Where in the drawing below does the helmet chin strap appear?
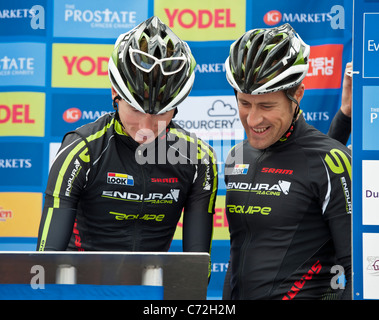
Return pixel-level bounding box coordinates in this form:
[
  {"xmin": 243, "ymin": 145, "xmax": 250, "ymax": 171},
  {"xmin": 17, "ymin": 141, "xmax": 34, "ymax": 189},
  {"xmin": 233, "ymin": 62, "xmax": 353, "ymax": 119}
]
[
  {"xmin": 113, "ymin": 95, "xmax": 125, "ymax": 129},
  {"xmin": 279, "ymin": 91, "xmax": 300, "ymax": 142}
]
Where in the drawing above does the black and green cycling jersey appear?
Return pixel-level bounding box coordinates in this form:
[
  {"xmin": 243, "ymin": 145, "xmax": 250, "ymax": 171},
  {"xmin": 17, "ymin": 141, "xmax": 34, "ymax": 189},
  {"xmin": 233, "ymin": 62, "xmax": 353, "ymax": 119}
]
[
  {"xmin": 224, "ymin": 114, "xmax": 352, "ymax": 300},
  {"xmin": 37, "ymin": 112, "xmax": 218, "ymax": 254}
]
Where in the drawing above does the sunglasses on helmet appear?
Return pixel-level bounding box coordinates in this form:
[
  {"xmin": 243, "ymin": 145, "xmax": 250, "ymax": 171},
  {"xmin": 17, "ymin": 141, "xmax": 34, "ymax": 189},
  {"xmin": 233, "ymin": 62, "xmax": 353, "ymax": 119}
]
[{"xmin": 129, "ymin": 48, "xmax": 187, "ymax": 76}]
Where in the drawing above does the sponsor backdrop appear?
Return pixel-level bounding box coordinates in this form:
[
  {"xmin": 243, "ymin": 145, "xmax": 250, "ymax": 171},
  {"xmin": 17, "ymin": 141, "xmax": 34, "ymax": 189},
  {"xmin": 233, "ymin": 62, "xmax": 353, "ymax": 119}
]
[
  {"xmin": 0, "ymin": 0, "xmax": 353, "ymax": 299},
  {"xmin": 352, "ymin": 0, "xmax": 379, "ymax": 300}
]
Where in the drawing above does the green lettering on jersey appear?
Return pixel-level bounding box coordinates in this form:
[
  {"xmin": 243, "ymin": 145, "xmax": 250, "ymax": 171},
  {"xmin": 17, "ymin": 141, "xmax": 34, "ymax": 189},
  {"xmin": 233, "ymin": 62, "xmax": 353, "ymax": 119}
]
[{"xmin": 324, "ymin": 149, "xmax": 351, "ymax": 180}]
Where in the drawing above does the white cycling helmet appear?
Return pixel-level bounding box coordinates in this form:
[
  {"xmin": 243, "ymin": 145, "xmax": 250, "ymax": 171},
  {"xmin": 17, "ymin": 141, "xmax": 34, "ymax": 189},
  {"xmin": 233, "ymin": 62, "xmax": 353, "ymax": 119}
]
[
  {"xmin": 108, "ymin": 16, "xmax": 196, "ymax": 114},
  {"xmin": 225, "ymin": 23, "xmax": 310, "ymax": 95}
]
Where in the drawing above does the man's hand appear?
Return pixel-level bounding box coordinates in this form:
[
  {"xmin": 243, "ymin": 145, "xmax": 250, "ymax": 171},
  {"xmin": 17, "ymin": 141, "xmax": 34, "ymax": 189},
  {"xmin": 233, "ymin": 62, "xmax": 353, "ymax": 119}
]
[{"xmin": 341, "ymin": 62, "xmax": 352, "ymax": 118}]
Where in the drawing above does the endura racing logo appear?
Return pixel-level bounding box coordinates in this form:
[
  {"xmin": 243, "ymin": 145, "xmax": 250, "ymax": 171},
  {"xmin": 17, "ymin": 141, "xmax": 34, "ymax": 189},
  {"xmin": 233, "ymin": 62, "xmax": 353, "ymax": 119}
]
[
  {"xmin": 227, "ymin": 180, "xmax": 291, "ymax": 196},
  {"xmin": 102, "ymin": 189, "xmax": 180, "ymax": 204},
  {"xmin": 65, "ymin": 159, "xmax": 81, "ymax": 196}
]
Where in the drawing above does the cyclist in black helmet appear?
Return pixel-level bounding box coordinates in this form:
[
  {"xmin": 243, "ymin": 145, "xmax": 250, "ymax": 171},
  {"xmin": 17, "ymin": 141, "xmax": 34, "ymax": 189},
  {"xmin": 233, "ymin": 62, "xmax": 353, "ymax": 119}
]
[
  {"xmin": 223, "ymin": 23, "xmax": 351, "ymax": 300},
  {"xmin": 36, "ymin": 17, "xmax": 218, "ymax": 273}
]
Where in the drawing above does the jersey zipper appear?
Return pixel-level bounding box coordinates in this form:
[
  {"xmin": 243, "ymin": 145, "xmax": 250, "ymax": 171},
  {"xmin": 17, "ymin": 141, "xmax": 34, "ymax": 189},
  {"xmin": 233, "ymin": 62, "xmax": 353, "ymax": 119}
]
[
  {"xmin": 237, "ymin": 149, "xmax": 266, "ymax": 299},
  {"xmin": 132, "ymin": 149, "xmax": 146, "ymax": 251}
]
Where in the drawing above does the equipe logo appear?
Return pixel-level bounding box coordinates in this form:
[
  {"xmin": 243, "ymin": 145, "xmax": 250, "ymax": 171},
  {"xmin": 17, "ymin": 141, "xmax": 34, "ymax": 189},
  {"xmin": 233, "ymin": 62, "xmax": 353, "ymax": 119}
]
[
  {"xmin": 52, "ymin": 43, "xmax": 113, "ymax": 88},
  {"xmin": 0, "ymin": 92, "xmax": 45, "ymax": 137},
  {"xmin": 154, "ymin": 0, "xmax": 245, "ymax": 41},
  {"xmin": 227, "ymin": 204, "xmax": 271, "ymax": 215},
  {"xmin": 110, "ymin": 212, "xmax": 165, "ymax": 222}
]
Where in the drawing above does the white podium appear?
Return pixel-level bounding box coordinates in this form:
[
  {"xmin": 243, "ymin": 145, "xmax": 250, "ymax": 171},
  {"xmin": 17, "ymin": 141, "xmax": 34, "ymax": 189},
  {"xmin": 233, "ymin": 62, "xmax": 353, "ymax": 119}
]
[{"xmin": 0, "ymin": 251, "xmax": 210, "ymax": 300}]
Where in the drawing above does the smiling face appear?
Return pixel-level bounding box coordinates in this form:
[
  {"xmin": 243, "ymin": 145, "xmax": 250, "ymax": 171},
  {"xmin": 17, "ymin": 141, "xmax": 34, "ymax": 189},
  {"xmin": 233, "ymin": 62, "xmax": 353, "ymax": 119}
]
[{"xmin": 237, "ymin": 85, "xmax": 304, "ymax": 150}]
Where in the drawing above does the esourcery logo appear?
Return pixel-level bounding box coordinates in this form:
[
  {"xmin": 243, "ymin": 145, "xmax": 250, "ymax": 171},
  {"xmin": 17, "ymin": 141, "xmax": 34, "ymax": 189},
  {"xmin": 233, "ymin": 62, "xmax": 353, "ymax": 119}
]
[
  {"xmin": 52, "ymin": 43, "xmax": 113, "ymax": 88},
  {"xmin": 303, "ymin": 44, "xmax": 343, "ymax": 90},
  {"xmin": 154, "ymin": 0, "xmax": 245, "ymax": 41},
  {"xmin": 0, "ymin": 92, "xmax": 45, "ymax": 137}
]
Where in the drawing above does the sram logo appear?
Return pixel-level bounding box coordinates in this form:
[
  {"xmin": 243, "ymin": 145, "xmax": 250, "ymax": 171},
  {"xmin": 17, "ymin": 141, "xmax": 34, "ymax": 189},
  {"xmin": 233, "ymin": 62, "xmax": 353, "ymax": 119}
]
[{"xmin": 261, "ymin": 167, "xmax": 293, "ymax": 175}]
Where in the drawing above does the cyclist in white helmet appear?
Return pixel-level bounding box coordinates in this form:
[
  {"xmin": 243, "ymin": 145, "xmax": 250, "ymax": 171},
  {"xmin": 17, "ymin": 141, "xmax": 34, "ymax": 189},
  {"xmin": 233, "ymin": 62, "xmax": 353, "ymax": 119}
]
[
  {"xmin": 223, "ymin": 23, "xmax": 351, "ymax": 300},
  {"xmin": 37, "ymin": 17, "xmax": 218, "ymax": 281}
]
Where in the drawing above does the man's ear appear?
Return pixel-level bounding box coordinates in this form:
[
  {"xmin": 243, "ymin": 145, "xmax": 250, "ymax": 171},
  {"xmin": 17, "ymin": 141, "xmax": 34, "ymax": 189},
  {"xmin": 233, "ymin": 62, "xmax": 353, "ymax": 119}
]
[
  {"xmin": 111, "ymin": 87, "xmax": 118, "ymax": 99},
  {"xmin": 294, "ymin": 83, "xmax": 305, "ymax": 104}
]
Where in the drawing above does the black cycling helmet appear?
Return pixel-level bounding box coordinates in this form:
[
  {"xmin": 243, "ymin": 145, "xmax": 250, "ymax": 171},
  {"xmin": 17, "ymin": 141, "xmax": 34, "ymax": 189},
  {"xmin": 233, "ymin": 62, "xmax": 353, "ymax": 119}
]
[
  {"xmin": 225, "ymin": 23, "xmax": 310, "ymax": 95},
  {"xmin": 108, "ymin": 16, "xmax": 196, "ymax": 114}
]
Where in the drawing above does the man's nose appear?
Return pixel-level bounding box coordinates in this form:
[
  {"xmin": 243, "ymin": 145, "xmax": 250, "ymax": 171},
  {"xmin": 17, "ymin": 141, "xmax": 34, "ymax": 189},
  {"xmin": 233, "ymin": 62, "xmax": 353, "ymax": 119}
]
[
  {"xmin": 246, "ymin": 106, "xmax": 263, "ymax": 126},
  {"xmin": 139, "ymin": 114, "xmax": 154, "ymax": 130}
]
